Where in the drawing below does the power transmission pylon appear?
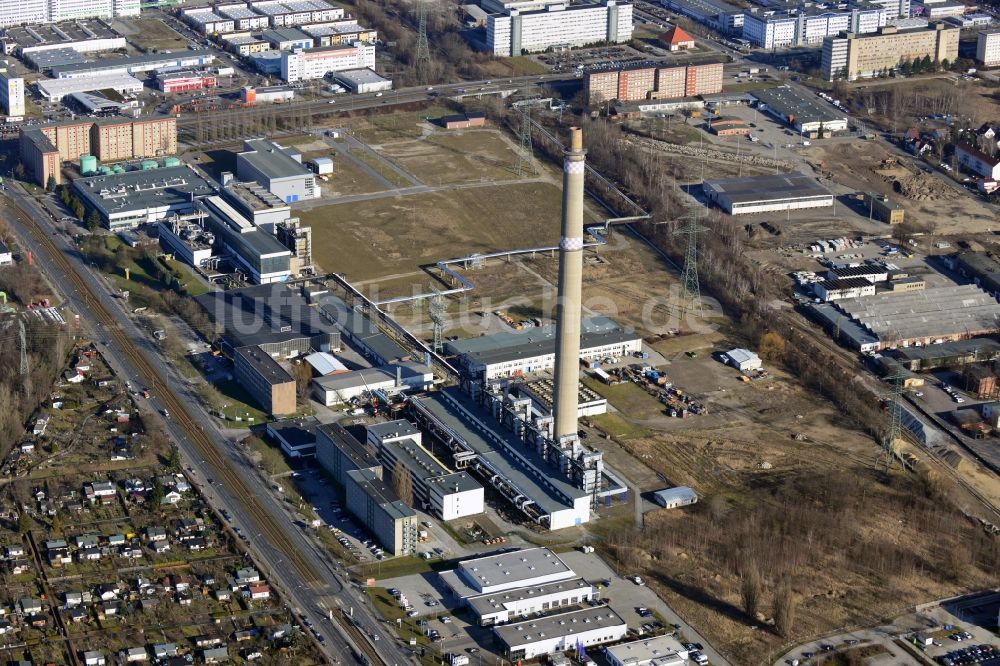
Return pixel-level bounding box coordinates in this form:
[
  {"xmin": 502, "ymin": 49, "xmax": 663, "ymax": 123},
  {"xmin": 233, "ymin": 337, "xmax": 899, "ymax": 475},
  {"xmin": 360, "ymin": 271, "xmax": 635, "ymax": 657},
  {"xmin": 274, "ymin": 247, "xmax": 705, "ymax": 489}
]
[
  {"xmin": 429, "ymin": 291, "xmax": 446, "ymax": 353},
  {"xmin": 672, "ymin": 209, "xmax": 709, "ymax": 317},
  {"xmin": 18, "ymin": 317, "xmax": 28, "ymax": 377},
  {"xmin": 414, "ymin": 0, "xmax": 430, "ymax": 78},
  {"xmin": 878, "ymin": 368, "xmax": 909, "ymax": 471},
  {"xmin": 515, "ymin": 107, "xmax": 536, "ymax": 178}
]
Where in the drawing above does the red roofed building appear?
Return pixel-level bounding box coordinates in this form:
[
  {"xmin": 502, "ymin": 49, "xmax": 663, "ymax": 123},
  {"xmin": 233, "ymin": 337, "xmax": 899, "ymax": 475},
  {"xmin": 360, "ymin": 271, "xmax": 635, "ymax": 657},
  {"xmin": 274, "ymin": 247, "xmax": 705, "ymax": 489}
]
[{"xmin": 660, "ymin": 25, "xmax": 695, "ymax": 51}]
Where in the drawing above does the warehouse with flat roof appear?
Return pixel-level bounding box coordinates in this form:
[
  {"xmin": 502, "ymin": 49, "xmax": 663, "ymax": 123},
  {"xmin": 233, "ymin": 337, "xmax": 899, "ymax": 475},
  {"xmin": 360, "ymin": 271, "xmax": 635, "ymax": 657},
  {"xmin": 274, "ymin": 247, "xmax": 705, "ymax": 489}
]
[
  {"xmin": 752, "ymin": 85, "xmax": 849, "ymax": 134},
  {"xmin": 702, "ymin": 172, "xmax": 833, "ymax": 215},
  {"xmin": 441, "ymin": 547, "xmax": 576, "ymax": 598},
  {"xmin": 236, "ymin": 138, "xmax": 320, "ymax": 202},
  {"xmin": 605, "ymin": 635, "xmax": 690, "ymax": 666},
  {"xmin": 494, "ymin": 606, "xmax": 628, "ymax": 660},
  {"xmin": 467, "ymin": 578, "xmax": 597, "ymax": 626}
]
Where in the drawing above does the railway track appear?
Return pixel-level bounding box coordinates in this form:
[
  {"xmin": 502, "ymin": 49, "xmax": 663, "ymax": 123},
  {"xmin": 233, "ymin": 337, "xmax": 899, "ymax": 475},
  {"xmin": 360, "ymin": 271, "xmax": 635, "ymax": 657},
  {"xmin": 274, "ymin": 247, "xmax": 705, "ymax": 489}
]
[{"xmin": 10, "ymin": 197, "xmax": 323, "ymax": 587}]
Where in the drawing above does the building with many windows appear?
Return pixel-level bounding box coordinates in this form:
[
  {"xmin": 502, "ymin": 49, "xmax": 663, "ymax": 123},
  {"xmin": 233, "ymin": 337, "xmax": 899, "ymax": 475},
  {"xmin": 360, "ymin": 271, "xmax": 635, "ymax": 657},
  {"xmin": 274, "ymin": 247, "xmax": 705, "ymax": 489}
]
[
  {"xmin": 279, "ymin": 41, "xmax": 374, "ymax": 81},
  {"xmin": 486, "ymin": 0, "xmax": 632, "ymax": 56},
  {"xmin": 344, "ymin": 468, "xmax": 418, "ymax": 556},
  {"xmin": 821, "ymin": 22, "xmax": 958, "ymax": 80},
  {"xmin": 977, "ymin": 28, "xmax": 1000, "ymax": 66},
  {"xmin": 367, "ymin": 421, "xmax": 485, "ymax": 520},
  {"xmin": 0, "ymin": 61, "xmax": 25, "ymax": 117},
  {"xmin": 742, "ymin": 6, "xmax": 885, "ymax": 48},
  {"xmin": 315, "ymin": 423, "xmax": 382, "ymax": 487},
  {"xmin": 661, "ymin": 0, "xmax": 743, "ymax": 33},
  {"xmin": 585, "ymin": 61, "xmax": 723, "ymax": 105},
  {"xmin": 233, "ymin": 344, "xmax": 297, "ymax": 416},
  {"xmin": 494, "ymin": 606, "xmax": 628, "ymax": 660},
  {"xmin": 0, "ymin": 0, "xmax": 137, "ymax": 27}
]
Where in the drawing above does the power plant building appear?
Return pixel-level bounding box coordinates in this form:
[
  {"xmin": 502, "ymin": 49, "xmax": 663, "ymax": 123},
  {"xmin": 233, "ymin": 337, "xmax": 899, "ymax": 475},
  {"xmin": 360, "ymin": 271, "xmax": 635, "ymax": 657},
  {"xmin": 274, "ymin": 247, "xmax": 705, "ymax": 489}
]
[
  {"xmin": 821, "ymin": 22, "xmax": 958, "ymax": 81},
  {"xmin": 236, "ymin": 138, "xmax": 321, "ymax": 202},
  {"xmin": 367, "ymin": 420, "xmax": 485, "ymax": 520},
  {"xmin": 233, "ymin": 344, "xmax": 297, "ymax": 416},
  {"xmin": 444, "ymin": 316, "xmax": 642, "ymax": 381},
  {"xmin": 486, "ymin": 0, "xmax": 633, "ymax": 56},
  {"xmin": 311, "ymin": 362, "xmax": 434, "ymax": 406},
  {"xmin": 702, "ymin": 172, "xmax": 834, "ymax": 215},
  {"xmin": 194, "ymin": 196, "xmax": 293, "ymax": 284},
  {"xmin": 585, "ymin": 61, "xmax": 723, "ymax": 105},
  {"xmin": 315, "ymin": 422, "xmax": 382, "ymax": 488},
  {"xmin": 71, "ymin": 166, "xmax": 215, "ymax": 230}
]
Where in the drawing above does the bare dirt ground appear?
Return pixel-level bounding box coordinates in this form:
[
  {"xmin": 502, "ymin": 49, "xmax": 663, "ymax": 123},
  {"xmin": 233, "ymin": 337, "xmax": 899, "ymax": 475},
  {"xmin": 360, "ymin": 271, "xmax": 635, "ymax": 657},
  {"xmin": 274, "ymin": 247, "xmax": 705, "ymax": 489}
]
[
  {"xmin": 376, "ymin": 129, "xmax": 523, "ymax": 185},
  {"xmin": 801, "ymin": 141, "xmax": 995, "ymax": 234}
]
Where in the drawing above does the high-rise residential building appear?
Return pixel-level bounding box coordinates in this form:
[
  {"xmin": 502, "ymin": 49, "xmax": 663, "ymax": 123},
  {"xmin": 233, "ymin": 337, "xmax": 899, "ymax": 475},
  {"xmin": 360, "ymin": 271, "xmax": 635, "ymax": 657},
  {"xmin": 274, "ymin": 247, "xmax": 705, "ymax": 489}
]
[
  {"xmin": 742, "ymin": 6, "xmax": 885, "ymax": 48},
  {"xmin": 977, "ymin": 28, "xmax": 1000, "ymax": 67},
  {"xmin": 0, "ymin": 61, "xmax": 25, "ymax": 118},
  {"xmin": 860, "ymin": 0, "xmax": 909, "ymax": 18},
  {"xmin": 585, "ymin": 61, "xmax": 723, "ymax": 105},
  {"xmin": 821, "ymin": 22, "xmax": 958, "ymax": 80},
  {"xmin": 486, "ymin": 0, "xmax": 632, "ymax": 56},
  {"xmin": 0, "ymin": 0, "xmax": 49, "ymax": 26}
]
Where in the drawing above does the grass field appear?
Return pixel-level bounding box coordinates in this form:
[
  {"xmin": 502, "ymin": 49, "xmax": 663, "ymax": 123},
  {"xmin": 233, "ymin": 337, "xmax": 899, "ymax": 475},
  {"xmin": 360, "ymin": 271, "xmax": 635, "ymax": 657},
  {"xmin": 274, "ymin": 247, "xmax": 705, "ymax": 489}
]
[
  {"xmin": 127, "ymin": 18, "xmax": 189, "ymax": 52},
  {"xmin": 582, "ymin": 376, "xmax": 664, "ymax": 420},
  {"xmin": 502, "ymin": 56, "xmax": 549, "ymax": 75},
  {"xmin": 301, "ymin": 181, "xmax": 563, "ymax": 282},
  {"xmin": 377, "ymin": 130, "xmax": 520, "ymax": 185},
  {"xmin": 351, "ymin": 106, "xmax": 452, "ymax": 144}
]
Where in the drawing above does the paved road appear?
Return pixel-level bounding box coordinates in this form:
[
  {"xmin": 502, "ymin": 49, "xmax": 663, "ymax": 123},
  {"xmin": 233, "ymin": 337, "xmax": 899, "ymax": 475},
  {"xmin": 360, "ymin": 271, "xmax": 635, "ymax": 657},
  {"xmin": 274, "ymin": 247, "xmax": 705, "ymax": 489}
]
[{"xmin": 2, "ymin": 185, "xmax": 412, "ymax": 666}]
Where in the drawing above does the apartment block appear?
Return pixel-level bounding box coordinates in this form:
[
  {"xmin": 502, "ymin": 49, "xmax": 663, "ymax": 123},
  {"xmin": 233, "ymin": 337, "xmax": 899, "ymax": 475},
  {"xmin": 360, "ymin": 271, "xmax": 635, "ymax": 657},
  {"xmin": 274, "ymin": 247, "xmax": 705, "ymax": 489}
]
[
  {"xmin": 585, "ymin": 61, "xmax": 723, "ymax": 105},
  {"xmin": 344, "ymin": 468, "xmax": 418, "ymax": 556},
  {"xmin": 0, "ymin": 0, "xmax": 137, "ymax": 27},
  {"xmin": 977, "ymin": 28, "xmax": 1000, "ymax": 67},
  {"xmin": 486, "ymin": 0, "xmax": 632, "ymax": 57},
  {"xmin": 821, "ymin": 22, "xmax": 958, "ymax": 80},
  {"xmin": 0, "ymin": 61, "xmax": 25, "ymax": 118},
  {"xmin": 91, "ymin": 116, "xmax": 177, "ymax": 162}
]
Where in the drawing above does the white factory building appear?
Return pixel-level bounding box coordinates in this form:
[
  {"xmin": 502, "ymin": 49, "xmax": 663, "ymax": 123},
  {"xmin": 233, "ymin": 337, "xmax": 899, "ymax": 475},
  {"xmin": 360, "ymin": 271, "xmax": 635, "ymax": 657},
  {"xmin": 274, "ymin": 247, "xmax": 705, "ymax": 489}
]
[
  {"xmin": 36, "ymin": 74, "xmax": 144, "ymax": 100},
  {"xmin": 0, "ymin": 0, "xmax": 138, "ymax": 27},
  {"xmin": 494, "ymin": 606, "xmax": 629, "ymax": 660},
  {"xmin": 605, "ymin": 635, "xmax": 691, "ymax": 666},
  {"xmin": 236, "ymin": 138, "xmax": 320, "ymax": 203},
  {"xmin": 0, "ymin": 62, "xmax": 24, "ymax": 118},
  {"xmin": 444, "ymin": 316, "xmax": 642, "ymax": 381},
  {"xmin": 440, "ymin": 548, "xmax": 577, "ymax": 598},
  {"xmin": 703, "ymin": 172, "xmax": 834, "ymax": 215},
  {"xmin": 312, "ymin": 362, "xmax": 434, "ymax": 406},
  {"xmin": 280, "ymin": 41, "xmax": 375, "ymax": 82},
  {"xmin": 367, "ymin": 420, "xmax": 485, "ymax": 520},
  {"xmin": 486, "ymin": 0, "xmax": 633, "ymax": 56},
  {"xmin": 467, "ymin": 578, "xmax": 598, "ymax": 626}
]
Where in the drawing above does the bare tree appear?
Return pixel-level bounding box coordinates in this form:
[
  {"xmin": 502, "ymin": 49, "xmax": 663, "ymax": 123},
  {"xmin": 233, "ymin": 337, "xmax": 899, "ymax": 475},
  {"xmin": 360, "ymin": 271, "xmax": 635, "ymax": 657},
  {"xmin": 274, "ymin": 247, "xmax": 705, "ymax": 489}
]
[
  {"xmin": 772, "ymin": 578, "xmax": 797, "ymax": 637},
  {"xmin": 740, "ymin": 560, "xmax": 763, "ymax": 621}
]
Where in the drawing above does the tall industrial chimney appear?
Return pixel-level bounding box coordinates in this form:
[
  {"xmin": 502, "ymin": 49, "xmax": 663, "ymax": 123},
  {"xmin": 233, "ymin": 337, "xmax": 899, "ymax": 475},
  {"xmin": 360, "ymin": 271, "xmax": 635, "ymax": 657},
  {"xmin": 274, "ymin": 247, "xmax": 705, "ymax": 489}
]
[{"xmin": 552, "ymin": 127, "xmax": 586, "ymax": 440}]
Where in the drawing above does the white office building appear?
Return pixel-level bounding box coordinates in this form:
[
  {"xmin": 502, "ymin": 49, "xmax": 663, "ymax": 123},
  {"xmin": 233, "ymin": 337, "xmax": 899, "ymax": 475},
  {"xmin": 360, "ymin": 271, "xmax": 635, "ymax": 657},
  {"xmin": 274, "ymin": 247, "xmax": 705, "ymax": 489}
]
[
  {"xmin": 280, "ymin": 41, "xmax": 375, "ymax": 81},
  {"xmin": 743, "ymin": 7, "xmax": 885, "ymax": 48},
  {"xmin": 866, "ymin": 0, "xmax": 909, "ymax": 18},
  {"xmin": 467, "ymin": 578, "xmax": 597, "ymax": 626},
  {"xmin": 486, "ymin": 0, "xmax": 633, "ymax": 56},
  {"xmin": 441, "ymin": 548, "xmax": 577, "ymax": 598},
  {"xmin": 978, "ymin": 28, "xmax": 1000, "ymax": 66},
  {"xmin": 0, "ymin": 0, "xmax": 137, "ymax": 25},
  {"xmin": 0, "ymin": 62, "xmax": 25, "ymax": 118},
  {"xmin": 605, "ymin": 636, "xmax": 691, "ymax": 666},
  {"xmin": 494, "ymin": 606, "xmax": 629, "ymax": 660}
]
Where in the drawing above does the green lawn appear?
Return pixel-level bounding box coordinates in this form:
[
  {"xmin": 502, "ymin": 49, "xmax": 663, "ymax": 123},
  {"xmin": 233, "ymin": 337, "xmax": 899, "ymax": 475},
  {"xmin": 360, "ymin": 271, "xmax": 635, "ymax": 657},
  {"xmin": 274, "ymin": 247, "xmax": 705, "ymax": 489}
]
[
  {"xmin": 589, "ymin": 413, "xmax": 653, "ymax": 441},
  {"xmin": 502, "ymin": 56, "xmax": 549, "ymax": 76},
  {"xmin": 213, "ymin": 379, "xmax": 269, "ymax": 427}
]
